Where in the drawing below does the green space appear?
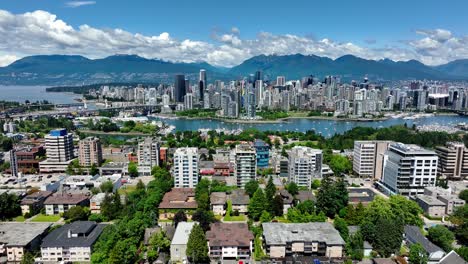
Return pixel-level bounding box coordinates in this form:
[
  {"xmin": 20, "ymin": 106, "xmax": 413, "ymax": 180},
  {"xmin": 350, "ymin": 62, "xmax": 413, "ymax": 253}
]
[
  {"xmin": 257, "ymin": 110, "xmax": 289, "ymax": 120},
  {"xmin": 117, "ymin": 185, "xmax": 137, "ymax": 195},
  {"xmin": 12, "ymin": 215, "xmax": 26, "ymax": 222},
  {"xmin": 31, "ymin": 214, "xmax": 61, "ymax": 222},
  {"xmin": 176, "ymin": 109, "xmax": 217, "ymax": 118},
  {"xmin": 224, "ymin": 214, "xmax": 246, "ymax": 222}
]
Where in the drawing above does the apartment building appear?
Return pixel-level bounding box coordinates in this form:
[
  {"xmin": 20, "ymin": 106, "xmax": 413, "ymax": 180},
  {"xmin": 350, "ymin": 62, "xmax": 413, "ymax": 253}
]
[
  {"xmin": 78, "ymin": 137, "xmax": 103, "ymax": 167},
  {"xmin": 173, "ymin": 147, "xmax": 199, "ymax": 188},
  {"xmin": 353, "ymin": 141, "xmax": 392, "ymax": 179},
  {"xmin": 39, "ymin": 129, "xmax": 75, "ymax": 173},
  {"xmin": 436, "ymin": 142, "xmax": 468, "ymax": 180},
  {"xmin": 137, "ymin": 137, "xmax": 160, "ymax": 175},
  {"xmin": 381, "ymin": 143, "xmax": 438, "ymax": 196},
  {"xmin": 288, "ymin": 146, "xmax": 322, "ymax": 187},
  {"xmin": 262, "ymin": 223, "xmax": 345, "ymax": 260},
  {"xmin": 206, "ymin": 223, "xmax": 254, "ymax": 260},
  {"xmin": 40, "ymin": 221, "xmax": 105, "ymax": 263},
  {"xmin": 235, "ymin": 144, "xmax": 257, "ymax": 188},
  {"xmin": 44, "ymin": 194, "xmax": 90, "ymax": 215}
]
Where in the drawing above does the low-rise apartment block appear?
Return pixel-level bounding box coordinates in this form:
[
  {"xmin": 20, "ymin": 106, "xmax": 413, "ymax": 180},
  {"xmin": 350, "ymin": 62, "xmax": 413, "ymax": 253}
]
[
  {"xmin": 0, "ymin": 223, "xmax": 51, "ymax": 262},
  {"xmin": 206, "ymin": 223, "xmax": 254, "ymax": 260},
  {"xmin": 44, "ymin": 194, "xmax": 90, "ymax": 215}
]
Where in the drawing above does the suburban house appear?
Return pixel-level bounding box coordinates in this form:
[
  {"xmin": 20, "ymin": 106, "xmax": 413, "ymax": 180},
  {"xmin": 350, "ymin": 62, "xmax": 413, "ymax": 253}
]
[
  {"xmin": 0, "ymin": 223, "xmax": 51, "ymax": 263},
  {"xmin": 44, "ymin": 194, "xmax": 90, "ymax": 215},
  {"xmin": 20, "ymin": 191, "xmax": 53, "ymax": 215},
  {"xmin": 210, "ymin": 192, "xmax": 227, "ymax": 216},
  {"xmin": 403, "ymin": 225, "xmax": 446, "ymax": 264},
  {"xmin": 206, "ymin": 223, "xmax": 254, "ymax": 261},
  {"xmin": 40, "ymin": 221, "xmax": 105, "ymax": 263},
  {"xmin": 262, "ymin": 222, "xmax": 346, "ymax": 260},
  {"xmin": 295, "ymin": 190, "xmax": 315, "ymax": 203},
  {"xmin": 170, "ymin": 222, "xmax": 196, "ymax": 263},
  {"xmin": 438, "ymin": 250, "xmax": 466, "ymax": 264},
  {"xmin": 158, "ymin": 188, "xmax": 198, "ymax": 220},
  {"xmin": 229, "ymin": 189, "xmax": 249, "ymax": 214}
]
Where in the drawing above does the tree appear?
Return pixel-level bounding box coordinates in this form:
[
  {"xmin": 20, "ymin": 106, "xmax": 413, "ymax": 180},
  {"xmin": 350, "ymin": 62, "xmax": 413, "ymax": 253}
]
[
  {"xmin": 197, "ymin": 192, "xmax": 210, "ymax": 211},
  {"xmin": 409, "ymin": 243, "xmax": 428, "ymax": 264},
  {"xmin": 388, "ymin": 195, "xmax": 423, "ymax": 227},
  {"xmin": 0, "ymin": 193, "xmax": 21, "ymax": 220},
  {"xmin": 348, "ymin": 231, "xmax": 364, "ymax": 260},
  {"xmin": 427, "ymin": 225, "xmax": 455, "ymax": 252},
  {"xmin": 371, "ymin": 216, "xmax": 404, "ymax": 257},
  {"xmin": 100, "ymin": 193, "xmax": 122, "ymax": 220},
  {"xmin": 63, "ymin": 206, "xmax": 89, "ymax": 222},
  {"xmin": 450, "ymin": 204, "xmax": 468, "ymax": 245},
  {"xmin": 311, "ymin": 179, "xmax": 321, "ymax": 189},
  {"xmin": 272, "ymin": 195, "xmax": 284, "ymax": 217},
  {"xmin": 186, "ymin": 224, "xmax": 209, "ymax": 263},
  {"xmin": 20, "ymin": 251, "xmax": 35, "ymax": 264},
  {"xmin": 173, "ymin": 210, "xmax": 188, "ymax": 227},
  {"xmin": 245, "ymin": 180, "xmax": 259, "ymax": 197},
  {"xmin": 100, "ymin": 180, "xmax": 114, "ymax": 193},
  {"xmin": 128, "ymin": 162, "xmax": 138, "ymax": 178},
  {"xmin": 456, "ymin": 246, "xmax": 468, "ymax": 262},
  {"xmin": 192, "ymin": 209, "xmax": 216, "ymax": 232},
  {"xmin": 328, "ymin": 155, "xmax": 352, "ymax": 175},
  {"xmin": 90, "ymin": 163, "xmax": 99, "ymax": 175},
  {"xmin": 334, "ymin": 217, "xmax": 349, "ymax": 242},
  {"xmin": 149, "ymin": 231, "xmax": 171, "ymax": 252},
  {"xmin": 286, "ymin": 182, "xmax": 299, "ymax": 196},
  {"xmin": 459, "ymin": 189, "xmax": 468, "ymax": 202},
  {"xmin": 136, "ymin": 179, "xmax": 145, "ymax": 190},
  {"xmin": 265, "ymin": 177, "xmax": 276, "ymax": 200},
  {"xmin": 248, "ymin": 189, "xmax": 267, "ymax": 221},
  {"xmin": 316, "ymin": 176, "xmax": 348, "ymax": 218},
  {"xmin": 260, "ymin": 211, "xmax": 273, "ymax": 222}
]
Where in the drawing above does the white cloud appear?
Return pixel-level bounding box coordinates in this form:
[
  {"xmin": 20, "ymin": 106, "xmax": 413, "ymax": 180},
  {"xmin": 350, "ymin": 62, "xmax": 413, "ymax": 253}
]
[
  {"xmin": 0, "ymin": 10, "xmax": 467, "ymax": 67},
  {"xmin": 0, "ymin": 54, "xmax": 18, "ymax": 66},
  {"xmin": 65, "ymin": 1, "xmax": 96, "ymax": 8}
]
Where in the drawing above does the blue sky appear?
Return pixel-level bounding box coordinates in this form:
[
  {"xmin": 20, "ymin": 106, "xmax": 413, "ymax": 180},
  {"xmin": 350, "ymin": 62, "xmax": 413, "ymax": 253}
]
[{"xmin": 0, "ymin": 0, "xmax": 468, "ymax": 66}]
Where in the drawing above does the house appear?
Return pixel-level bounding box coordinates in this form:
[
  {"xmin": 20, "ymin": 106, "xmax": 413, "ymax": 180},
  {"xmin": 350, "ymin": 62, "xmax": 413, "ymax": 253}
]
[
  {"xmin": 90, "ymin": 193, "xmax": 106, "ymax": 214},
  {"xmin": 210, "ymin": 192, "xmax": 227, "ymax": 215},
  {"xmin": 438, "ymin": 250, "xmax": 466, "ymax": 264},
  {"xmin": 158, "ymin": 188, "xmax": 198, "ymax": 220},
  {"xmin": 170, "ymin": 222, "xmax": 196, "ymax": 263},
  {"xmin": 0, "ymin": 223, "xmax": 51, "ymax": 262},
  {"xmin": 206, "ymin": 223, "xmax": 254, "ymax": 260},
  {"xmin": 277, "ymin": 189, "xmax": 294, "ymax": 215},
  {"xmin": 403, "ymin": 225, "xmax": 445, "ymax": 264},
  {"xmin": 415, "ymin": 195, "xmax": 447, "ymax": 218},
  {"xmin": 40, "ymin": 221, "xmax": 105, "ymax": 263},
  {"xmin": 295, "ymin": 190, "xmax": 315, "ymax": 203},
  {"xmin": 229, "ymin": 189, "xmax": 249, "ymax": 214},
  {"xmin": 44, "ymin": 194, "xmax": 90, "ymax": 215},
  {"xmin": 262, "ymin": 222, "xmax": 346, "ymax": 260},
  {"xmin": 20, "ymin": 191, "xmax": 53, "ymax": 215}
]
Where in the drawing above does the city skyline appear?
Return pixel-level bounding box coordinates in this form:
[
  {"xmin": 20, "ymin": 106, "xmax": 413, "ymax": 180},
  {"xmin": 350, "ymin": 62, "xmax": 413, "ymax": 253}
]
[{"xmin": 0, "ymin": 1, "xmax": 468, "ymax": 67}]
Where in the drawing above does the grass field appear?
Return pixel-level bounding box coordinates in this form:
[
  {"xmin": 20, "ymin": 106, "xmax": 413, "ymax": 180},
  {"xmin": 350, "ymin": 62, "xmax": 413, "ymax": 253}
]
[
  {"xmin": 12, "ymin": 215, "xmax": 26, "ymax": 222},
  {"xmin": 118, "ymin": 185, "xmax": 137, "ymax": 195},
  {"xmin": 224, "ymin": 214, "xmax": 246, "ymax": 222},
  {"xmin": 31, "ymin": 214, "xmax": 61, "ymax": 222}
]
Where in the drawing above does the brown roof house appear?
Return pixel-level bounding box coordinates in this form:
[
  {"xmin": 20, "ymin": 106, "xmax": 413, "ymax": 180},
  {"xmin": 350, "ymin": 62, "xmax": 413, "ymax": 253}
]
[
  {"xmin": 20, "ymin": 191, "xmax": 53, "ymax": 215},
  {"xmin": 158, "ymin": 188, "xmax": 198, "ymax": 220},
  {"xmin": 206, "ymin": 223, "xmax": 254, "ymax": 261},
  {"xmin": 44, "ymin": 194, "xmax": 90, "ymax": 215},
  {"xmin": 210, "ymin": 192, "xmax": 227, "ymax": 216}
]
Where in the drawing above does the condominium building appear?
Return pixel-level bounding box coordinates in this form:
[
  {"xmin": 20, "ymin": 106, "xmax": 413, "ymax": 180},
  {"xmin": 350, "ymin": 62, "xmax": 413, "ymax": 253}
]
[
  {"xmin": 262, "ymin": 223, "xmax": 345, "ymax": 260},
  {"xmin": 78, "ymin": 137, "xmax": 102, "ymax": 167},
  {"xmin": 288, "ymin": 146, "xmax": 322, "ymax": 187},
  {"xmin": 353, "ymin": 140, "xmax": 393, "ymax": 179},
  {"xmin": 234, "ymin": 144, "xmax": 257, "ymax": 188},
  {"xmin": 206, "ymin": 223, "xmax": 254, "ymax": 260},
  {"xmin": 253, "ymin": 139, "xmax": 270, "ymax": 168},
  {"xmin": 40, "ymin": 221, "xmax": 105, "ymax": 262},
  {"xmin": 137, "ymin": 137, "xmax": 160, "ymax": 175},
  {"xmin": 435, "ymin": 142, "xmax": 468, "ymax": 180},
  {"xmin": 381, "ymin": 143, "xmax": 438, "ymax": 196},
  {"xmin": 39, "ymin": 129, "xmax": 75, "ymax": 173},
  {"xmin": 173, "ymin": 148, "xmax": 199, "ymax": 188}
]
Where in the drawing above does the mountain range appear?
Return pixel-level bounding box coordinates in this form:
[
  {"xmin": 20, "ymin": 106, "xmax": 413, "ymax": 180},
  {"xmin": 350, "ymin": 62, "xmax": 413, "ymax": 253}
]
[{"xmin": 0, "ymin": 54, "xmax": 467, "ymax": 85}]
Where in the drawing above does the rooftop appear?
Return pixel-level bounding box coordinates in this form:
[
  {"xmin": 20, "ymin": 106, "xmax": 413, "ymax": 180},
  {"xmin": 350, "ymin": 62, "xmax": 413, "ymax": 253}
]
[
  {"xmin": 262, "ymin": 222, "xmax": 346, "ymax": 246},
  {"xmin": 210, "ymin": 192, "xmax": 227, "ymax": 205},
  {"xmin": 416, "ymin": 195, "xmax": 446, "ymax": 206},
  {"xmin": 21, "ymin": 191, "xmax": 53, "ymax": 205},
  {"xmin": 206, "ymin": 223, "xmax": 254, "ymax": 247},
  {"xmin": 229, "ymin": 189, "xmax": 250, "ymax": 205},
  {"xmin": 439, "ymin": 250, "xmax": 466, "ymax": 264},
  {"xmin": 296, "ymin": 190, "xmax": 315, "ymax": 202},
  {"xmin": 0, "ymin": 223, "xmax": 51, "ymax": 247},
  {"xmin": 41, "ymin": 221, "xmax": 106, "ymax": 248},
  {"xmin": 171, "ymin": 222, "xmax": 196, "ymax": 245},
  {"xmin": 44, "ymin": 194, "xmax": 89, "ymax": 205},
  {"xmin": 159, "ymin": 188, "xmax": 198, "ymax": 209},
  {"xmin": 404, "ymin": 225, "xmax": 444, "ymax": 254}
]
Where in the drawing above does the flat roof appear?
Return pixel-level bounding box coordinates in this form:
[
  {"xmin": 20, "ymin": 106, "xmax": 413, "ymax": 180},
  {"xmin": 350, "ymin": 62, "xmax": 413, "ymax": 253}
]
[
  {"xmin": 171, "ymin": 222, "xmax": 196, "ymax": 246},
  {"xmin": 0, "ymin": 222, "xmax": 51, "ymax": 247},
  {"xmin": 262, "ymin": 222, "xmax": 345, "ymax": 246}
]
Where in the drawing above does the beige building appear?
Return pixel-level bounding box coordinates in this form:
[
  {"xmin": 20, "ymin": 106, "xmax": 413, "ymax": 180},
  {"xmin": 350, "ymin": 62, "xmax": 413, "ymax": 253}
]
[
  {"xmin": 262, "ymin": 223, "xmax": 345, "ymax": 260},
  {"xmin": 436, "ymin": 142, "xmax": 468, "ymax": 180},
  {"xmin": 44, "ymin": 194, "xmax": 90, "ymax": 215},
  {"xmin": 0, "ymin": 223, "xmax": 50, "ymax": 263},
  {"xmin": 170, "ymin": 222, "xmax": 196, "ymax": 263},
  {"xmin": 353, "ymin": 141, "xmax": 393, "ymax": 180},
  {"xmin": 415, "ymin": 195, "xmax": 446, "ymax": 218},
  {"xmin": 210, "ymin": 192, "xmax": 227, "ymax": 215},
  {"xmin": 437, "ymin": 195, "xmax": 466, "ymax": 215},
  {"xmin": 78, "ymin": 137, "xmax": 103, "ymax": 167}
]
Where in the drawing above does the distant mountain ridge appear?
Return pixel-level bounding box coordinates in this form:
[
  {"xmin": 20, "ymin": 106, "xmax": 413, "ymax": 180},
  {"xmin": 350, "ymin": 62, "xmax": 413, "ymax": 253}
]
[{"xmin": 0, "ymin": 53, "xmax": 467, "ymax": 85}]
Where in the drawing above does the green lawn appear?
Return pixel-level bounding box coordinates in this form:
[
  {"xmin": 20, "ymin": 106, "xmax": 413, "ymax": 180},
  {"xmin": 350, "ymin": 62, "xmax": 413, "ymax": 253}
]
[
  {"xmin": 31, "ymin": 214, "xmax": 61, "ymax": 222},
  {"xmin": 12, "ymin": 215, "xmax": 26, "ymax": 222},
  {"xmin": 224, "ymin": 214, "xmax": 246, "ymax": 221},
  {"xmin": 118, "ymin": 185, "xmax": 137, "ymax": 195}
]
